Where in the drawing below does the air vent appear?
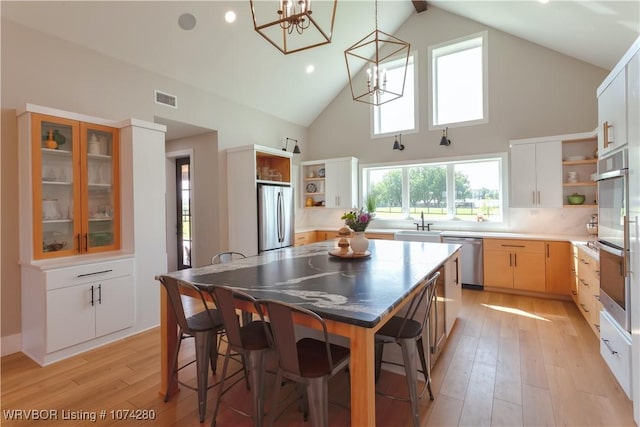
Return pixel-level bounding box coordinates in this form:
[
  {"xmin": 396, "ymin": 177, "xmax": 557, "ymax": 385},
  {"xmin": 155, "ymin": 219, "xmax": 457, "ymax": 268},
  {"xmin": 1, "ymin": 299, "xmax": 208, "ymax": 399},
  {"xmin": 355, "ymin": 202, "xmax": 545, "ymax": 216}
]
[{"xmin": 154, "ymin": 90, "xmax": 178, "ymax": 108}]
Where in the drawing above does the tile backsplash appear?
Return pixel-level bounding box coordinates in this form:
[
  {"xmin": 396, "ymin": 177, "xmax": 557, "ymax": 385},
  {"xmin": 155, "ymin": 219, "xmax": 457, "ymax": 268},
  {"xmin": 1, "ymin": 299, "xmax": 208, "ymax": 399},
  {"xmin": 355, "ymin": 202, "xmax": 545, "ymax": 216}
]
[{"xmin": 297, "ymin": 206, "xmax": 597, "ymax": 237}]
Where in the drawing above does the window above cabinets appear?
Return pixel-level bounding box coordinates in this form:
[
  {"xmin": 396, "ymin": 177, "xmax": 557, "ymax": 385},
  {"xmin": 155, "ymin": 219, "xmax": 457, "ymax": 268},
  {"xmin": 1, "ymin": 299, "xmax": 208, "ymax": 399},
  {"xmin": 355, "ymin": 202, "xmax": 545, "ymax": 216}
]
[
  {"xmin": 371, "ymin": 53, "xmax": 417, "ymax": 137},
  {"xmin": 429, "ymin": 31, "xmax": 488, "ymax": 130}
]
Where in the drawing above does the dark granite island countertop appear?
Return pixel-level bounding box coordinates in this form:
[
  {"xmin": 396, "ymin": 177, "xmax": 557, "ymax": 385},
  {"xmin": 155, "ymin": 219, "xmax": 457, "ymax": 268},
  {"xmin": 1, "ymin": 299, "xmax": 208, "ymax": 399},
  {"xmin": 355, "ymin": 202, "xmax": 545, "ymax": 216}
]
[
  {"xmin": 166, "ymin": 239, "xmax": 460, "ymax": 328},
  {"xmin": 159, "ymin": 239, "xmax": 461, "ymax": 427}
]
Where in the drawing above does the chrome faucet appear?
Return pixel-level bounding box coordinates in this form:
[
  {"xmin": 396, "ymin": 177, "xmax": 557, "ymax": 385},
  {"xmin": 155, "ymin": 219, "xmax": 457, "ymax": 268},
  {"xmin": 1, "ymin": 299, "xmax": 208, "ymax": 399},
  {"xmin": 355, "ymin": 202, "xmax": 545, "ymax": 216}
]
[{"xmin": 415, "ymin": 212, "xmax": 433, "ymax": 231}]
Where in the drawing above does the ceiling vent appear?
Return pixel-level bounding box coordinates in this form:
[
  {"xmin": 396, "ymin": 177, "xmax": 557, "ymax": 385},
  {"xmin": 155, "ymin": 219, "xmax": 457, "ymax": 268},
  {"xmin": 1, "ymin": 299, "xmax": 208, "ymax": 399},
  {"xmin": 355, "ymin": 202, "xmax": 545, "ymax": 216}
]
[{"xmin": 154, "ymin": 90, "xmax": 178, "ymax": 108}]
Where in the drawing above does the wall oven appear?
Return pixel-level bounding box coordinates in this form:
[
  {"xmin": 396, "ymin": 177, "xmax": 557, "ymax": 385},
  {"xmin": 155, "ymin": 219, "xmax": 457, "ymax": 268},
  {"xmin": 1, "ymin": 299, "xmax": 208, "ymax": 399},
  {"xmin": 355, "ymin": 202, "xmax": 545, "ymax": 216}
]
[{"xmin": 594, "ymin": 149, "xmax": 630, "ymax": 332}]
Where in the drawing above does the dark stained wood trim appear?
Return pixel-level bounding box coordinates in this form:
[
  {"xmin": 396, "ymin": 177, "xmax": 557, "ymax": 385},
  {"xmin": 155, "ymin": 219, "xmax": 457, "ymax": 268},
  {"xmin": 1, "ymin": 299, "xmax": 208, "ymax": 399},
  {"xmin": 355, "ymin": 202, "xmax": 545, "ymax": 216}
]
[{"xmin": 412, "ymin": 0, "xmax": 427, "ymax": 13}]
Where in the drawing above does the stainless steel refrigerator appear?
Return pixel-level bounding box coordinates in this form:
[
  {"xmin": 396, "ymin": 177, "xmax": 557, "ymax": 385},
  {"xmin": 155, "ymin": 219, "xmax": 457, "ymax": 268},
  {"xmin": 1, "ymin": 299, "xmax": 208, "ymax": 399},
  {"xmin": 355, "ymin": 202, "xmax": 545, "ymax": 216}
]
[{"xmin": 257, "ymin": 184, "xmax": 294, "ymax": 252}]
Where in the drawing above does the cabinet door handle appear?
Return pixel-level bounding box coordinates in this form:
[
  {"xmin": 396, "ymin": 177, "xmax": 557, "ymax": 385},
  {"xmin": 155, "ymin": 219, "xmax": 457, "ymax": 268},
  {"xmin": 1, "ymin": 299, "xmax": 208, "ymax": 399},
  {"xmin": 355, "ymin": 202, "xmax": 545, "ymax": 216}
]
[
  {"xmin": 603, "ymin": 121, "xmax": 612, "ymax": 148},
  {"xmin": 77, "ymin": 269, "xmax": 113, "ymax": 278},
  {"xmin": 532, "ymin": 191, "xmax": 536, "ymax": 205},
  {"xmin": 454, "ymin": 257, "xmax": 460, "ymax": 285},
  {"xmin": 509, "ymin": 253, "xmax": 513, "ymax": 267},
  {"xmin": 90, "ymin": 285, "xmax": 95, "ymax": 306},
  {"xmin": 601, "ymin": 338, "xmax": 617, "ymax": 355},
  {"xmin": 537, "ymin": 191, "xmax": 541, "ymax": 205},
  {"xmin": 76, "ymin": 234, "xmax": 81, "ymax": 253},
  {"xmin": 501, "ymin": 244, "xmax": 525, "ymax": 248},
  {"xmin": 98, "ymin": 284, "xmax": 102, "ymax": 304},
  {"xmin": 83, "ymin": 233, "xmax": 88, "ymax": 252},
  {"xmin": 546, "ymin": 243, "xmax": 550, "ymax": 258}
]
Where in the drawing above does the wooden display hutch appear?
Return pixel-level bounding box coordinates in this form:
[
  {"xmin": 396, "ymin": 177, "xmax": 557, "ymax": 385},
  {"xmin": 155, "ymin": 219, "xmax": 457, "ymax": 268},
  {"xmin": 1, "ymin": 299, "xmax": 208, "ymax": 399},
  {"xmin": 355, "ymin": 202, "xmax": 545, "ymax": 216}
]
[{"xmin": 23, "ymin": 111, "xmax": 120, "ymax": 259}]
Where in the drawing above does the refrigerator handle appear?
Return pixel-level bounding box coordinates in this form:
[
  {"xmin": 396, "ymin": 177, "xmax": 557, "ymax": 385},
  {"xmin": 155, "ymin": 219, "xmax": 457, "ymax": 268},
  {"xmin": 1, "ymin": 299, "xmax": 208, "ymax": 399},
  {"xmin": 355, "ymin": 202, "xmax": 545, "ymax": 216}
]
[{"xmin": 277, "ymin": 191, "xmax": 284, "ymax": 243}]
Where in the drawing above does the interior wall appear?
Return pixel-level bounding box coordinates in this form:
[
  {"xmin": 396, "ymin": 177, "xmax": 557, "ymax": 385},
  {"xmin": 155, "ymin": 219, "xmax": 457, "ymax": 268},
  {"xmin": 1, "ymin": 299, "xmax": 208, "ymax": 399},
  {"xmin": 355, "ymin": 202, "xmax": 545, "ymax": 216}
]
[
  {"xmin": 302, "ymin": 6, "xmax": 608, "ymax": 232},
  {"xmin": 166, "ymin": 132, "xmax": 220, "ymax": 268},
  {"xmin": 0, "ymin": 18, "xmax": 306, "ymax": 341},
  {"xmin": 307, "ymin": 7, "xmax": 608, "ymax": 163}
]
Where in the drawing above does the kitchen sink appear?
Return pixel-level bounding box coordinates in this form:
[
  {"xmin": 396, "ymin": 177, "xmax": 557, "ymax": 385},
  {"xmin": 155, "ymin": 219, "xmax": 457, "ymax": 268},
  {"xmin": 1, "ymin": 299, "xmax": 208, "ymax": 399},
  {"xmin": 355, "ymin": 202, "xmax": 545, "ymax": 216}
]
[{"xmin": 394, "ymin": 230, "xmax": 442, "ymax": 242}]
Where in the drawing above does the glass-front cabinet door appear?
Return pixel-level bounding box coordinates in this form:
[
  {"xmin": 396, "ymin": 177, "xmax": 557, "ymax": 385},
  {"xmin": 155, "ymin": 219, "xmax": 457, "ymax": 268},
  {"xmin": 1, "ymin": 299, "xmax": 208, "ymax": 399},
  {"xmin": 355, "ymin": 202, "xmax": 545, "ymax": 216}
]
[
  {"xmin": 31, "ymin": 114, "xmax": 120, "ymax": 259},
  {"xmin": 33, "ymin": 115, "xmax": 80, "ymax": 258},
  {"xmin": 81, "ymin": 123, "xmax": 120, "ymax": 253}
]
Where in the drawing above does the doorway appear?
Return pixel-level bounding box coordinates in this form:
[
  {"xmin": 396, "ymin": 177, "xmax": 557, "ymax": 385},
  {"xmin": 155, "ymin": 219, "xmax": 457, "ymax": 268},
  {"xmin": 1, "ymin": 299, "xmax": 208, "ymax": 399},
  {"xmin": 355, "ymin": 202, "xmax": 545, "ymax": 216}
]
[{"xmin": 176, "ymin": 157, "xmax": 192, "ymax": 269}]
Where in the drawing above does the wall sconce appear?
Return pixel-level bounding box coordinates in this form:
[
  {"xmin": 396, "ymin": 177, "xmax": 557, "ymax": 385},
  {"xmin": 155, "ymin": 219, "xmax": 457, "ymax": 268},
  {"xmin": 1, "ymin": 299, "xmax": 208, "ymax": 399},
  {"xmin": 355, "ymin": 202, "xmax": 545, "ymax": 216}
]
[
  {"xmin": 282, "ymin": 137, "xmax": 301, "ymax": 154},
  {"xmin": 392, "ymin": 134, "xmax": 404, "ymax": 151},
  {"xmin": 439, "ymin": 127, "xmax": 451, "ymax": 146}
]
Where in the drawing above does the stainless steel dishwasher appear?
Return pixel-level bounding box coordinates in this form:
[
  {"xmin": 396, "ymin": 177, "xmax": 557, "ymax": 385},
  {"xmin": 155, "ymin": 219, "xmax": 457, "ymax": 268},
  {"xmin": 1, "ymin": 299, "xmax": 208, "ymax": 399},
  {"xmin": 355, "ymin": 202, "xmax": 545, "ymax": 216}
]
[{"xmin": 442, "ymin": 236, "xmax": 484, "ymax": 289}]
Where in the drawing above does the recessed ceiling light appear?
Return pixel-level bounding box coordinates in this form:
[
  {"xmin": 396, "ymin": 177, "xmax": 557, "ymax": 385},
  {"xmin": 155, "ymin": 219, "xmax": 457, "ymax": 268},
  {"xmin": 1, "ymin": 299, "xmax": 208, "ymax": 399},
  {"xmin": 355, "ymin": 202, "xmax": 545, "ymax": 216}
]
[
  {"xmin": 306, "ymin": 65, "xmax": 315, "ymax": 74},
  {"xmin": 178, "ymin": 13, "xmax": 196, "ymax": 31},
  {"xmin": 225, "ymin": 11, "xmax": 236, "ymax": 23}
]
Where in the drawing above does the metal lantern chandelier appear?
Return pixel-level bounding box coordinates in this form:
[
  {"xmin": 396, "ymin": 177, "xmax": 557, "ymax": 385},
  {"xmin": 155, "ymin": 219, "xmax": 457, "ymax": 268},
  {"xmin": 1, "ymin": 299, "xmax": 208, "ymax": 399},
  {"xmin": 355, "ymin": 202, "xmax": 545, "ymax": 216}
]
[
  {"xmin": 344, "ymin": 0, "xmax": 410, "ymax": 106},
  {"xmin": 250, "ymin": 0, "xmax": 338, "ymax": 55}
]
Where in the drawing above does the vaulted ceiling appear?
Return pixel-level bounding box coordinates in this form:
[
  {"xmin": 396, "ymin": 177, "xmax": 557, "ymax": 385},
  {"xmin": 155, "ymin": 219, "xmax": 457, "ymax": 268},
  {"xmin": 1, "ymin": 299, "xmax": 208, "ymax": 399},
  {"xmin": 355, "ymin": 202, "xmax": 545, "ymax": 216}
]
[{"xmin": 2, "ymin": 1, "xmax": 638, "ymax": 129}]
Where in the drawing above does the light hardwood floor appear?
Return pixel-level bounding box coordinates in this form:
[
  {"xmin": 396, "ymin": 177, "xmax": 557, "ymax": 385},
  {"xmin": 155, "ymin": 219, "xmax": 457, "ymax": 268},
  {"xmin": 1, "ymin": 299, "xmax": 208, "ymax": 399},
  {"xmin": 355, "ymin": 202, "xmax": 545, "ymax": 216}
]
[{"xmin": 1, "ymin": 289, "xmax": 635, "ymax": 427}]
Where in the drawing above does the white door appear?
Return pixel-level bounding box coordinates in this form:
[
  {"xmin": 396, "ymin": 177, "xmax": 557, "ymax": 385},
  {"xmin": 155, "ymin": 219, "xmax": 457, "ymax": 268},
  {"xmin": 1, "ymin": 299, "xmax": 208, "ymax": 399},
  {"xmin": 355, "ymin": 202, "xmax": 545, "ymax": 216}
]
[
  {"xmin": 510, "ymin": 143, "xmax": 537, "ymax": 207},
  {"xmin": 535, "ymin": 140, "xmax": 562, "ymax": 207},
  {"xmin": 325, "ymin": 159, "xmax": 356, "ymax": 209},
  {"xmin": 598, "ymin": 69, "xmax": 627, "ymax": 156},
  {"xmin": 47, "ymin": 284, "xmax": 95, "ymax": 352},
  {"xmin": 95, "ymin": 275, "xmax": 135, "ymax": 337}
]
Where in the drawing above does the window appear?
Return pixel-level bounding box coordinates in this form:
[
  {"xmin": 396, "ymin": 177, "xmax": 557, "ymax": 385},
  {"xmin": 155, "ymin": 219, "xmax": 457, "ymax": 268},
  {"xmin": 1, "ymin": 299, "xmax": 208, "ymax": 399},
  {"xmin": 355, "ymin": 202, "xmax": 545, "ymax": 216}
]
[
  {"xmin": 429, "ymin": 32, "xmax": 488, "ymax": 128},
  {"xmin": 363, "ymin": 155, "xmax": 504, "ymax": 223},
  {"xmin": 372, "ymin": 54, "xmax": 416, "ymax": 136}
]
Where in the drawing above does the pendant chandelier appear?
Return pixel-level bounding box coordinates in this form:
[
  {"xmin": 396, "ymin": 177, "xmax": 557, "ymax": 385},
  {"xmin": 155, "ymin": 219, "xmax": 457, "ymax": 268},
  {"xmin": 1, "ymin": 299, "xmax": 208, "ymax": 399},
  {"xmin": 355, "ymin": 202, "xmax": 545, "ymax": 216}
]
[
  {"xmin": 250, "ymin": 0, "xmax": 338, "ymax": 55},
  {"xmin": 344, "ymin": 0, "xmax": 410, "ymax": 106}
]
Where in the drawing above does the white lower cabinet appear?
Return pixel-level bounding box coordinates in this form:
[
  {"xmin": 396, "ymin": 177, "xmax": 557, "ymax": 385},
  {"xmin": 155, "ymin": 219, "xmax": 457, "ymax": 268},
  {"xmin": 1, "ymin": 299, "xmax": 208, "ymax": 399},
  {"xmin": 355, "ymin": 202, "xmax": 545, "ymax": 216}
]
[
  {"xmin": 47, "ymin": 275, "xmax": 134, "ymax": 353},
  {"xmin": 600, "ymin": 310, "xmax": 632, "ymax": 399},
  {"xmin": 22, "ymin": 257, "xmax": 134, "ymax": 365}
]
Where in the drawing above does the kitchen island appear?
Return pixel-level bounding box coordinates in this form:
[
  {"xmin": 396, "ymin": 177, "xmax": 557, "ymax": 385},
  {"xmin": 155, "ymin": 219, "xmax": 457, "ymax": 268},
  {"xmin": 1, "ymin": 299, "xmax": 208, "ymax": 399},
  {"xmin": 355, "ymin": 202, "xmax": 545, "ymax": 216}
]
[{"xmin": 158, "ymin": 239, "xmax": 461, "ymax": 426}]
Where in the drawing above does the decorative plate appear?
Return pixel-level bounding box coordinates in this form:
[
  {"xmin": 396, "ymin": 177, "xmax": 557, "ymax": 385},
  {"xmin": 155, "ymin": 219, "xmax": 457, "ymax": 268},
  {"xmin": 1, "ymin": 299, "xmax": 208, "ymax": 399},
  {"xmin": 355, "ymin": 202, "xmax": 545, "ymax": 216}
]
[
  {"xmin": 318, "ymin": 167, "xmax": 325, "ymax": 177},
  {"xmin": 305, "ymin": 182, "xmax": 317, "ymax": 193},
  {"xmin": 328, "ymin": 249, "xmax": 371, "ymax": 259}
]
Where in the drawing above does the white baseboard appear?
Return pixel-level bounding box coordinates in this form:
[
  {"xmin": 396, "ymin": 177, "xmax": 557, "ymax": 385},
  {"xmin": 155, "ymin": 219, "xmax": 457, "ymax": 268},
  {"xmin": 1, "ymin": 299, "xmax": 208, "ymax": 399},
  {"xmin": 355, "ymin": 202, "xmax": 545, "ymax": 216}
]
[{"xmin": 1, "ymin": 334, "xmax": 22, "ymax": 357}]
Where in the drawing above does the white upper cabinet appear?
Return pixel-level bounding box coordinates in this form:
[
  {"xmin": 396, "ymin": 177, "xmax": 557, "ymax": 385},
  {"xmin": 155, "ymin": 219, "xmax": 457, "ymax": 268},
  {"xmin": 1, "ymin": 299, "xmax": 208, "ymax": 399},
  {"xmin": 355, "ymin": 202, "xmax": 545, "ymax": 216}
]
[
  {"xmin": 510, "ymin": 139, "xmax": 562, "ymax": 208},
  {"xmin": 301, "ymin": 157, "xmax": 358, "ymax": 209},
  {"xmin": 325, "ymin": 158, "xmax": 358, "ymax": 209},
  {"xmin": 598, "ymin": 67, "xmax": 627, "ymax": 156}
]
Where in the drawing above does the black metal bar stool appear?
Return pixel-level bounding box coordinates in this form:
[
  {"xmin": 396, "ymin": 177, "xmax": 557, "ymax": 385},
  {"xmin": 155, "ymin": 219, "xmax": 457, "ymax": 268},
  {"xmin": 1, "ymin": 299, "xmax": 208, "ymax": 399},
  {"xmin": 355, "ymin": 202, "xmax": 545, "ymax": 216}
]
[
  {"xmin": 374, "ymin": 270, "xmax": 441, "ymax": 427},
  {"xmin": 158, "ymin": 276, "xmax": 225, "ymax": 423}
]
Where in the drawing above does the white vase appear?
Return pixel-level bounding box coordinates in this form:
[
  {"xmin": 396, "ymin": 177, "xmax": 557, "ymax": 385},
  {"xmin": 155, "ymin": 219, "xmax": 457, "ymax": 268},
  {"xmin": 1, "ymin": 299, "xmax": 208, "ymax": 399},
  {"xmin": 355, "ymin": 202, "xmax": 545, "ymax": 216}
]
[{"xmin": 350, "ymin": 232, "xmax": 369, "ymax": 254}]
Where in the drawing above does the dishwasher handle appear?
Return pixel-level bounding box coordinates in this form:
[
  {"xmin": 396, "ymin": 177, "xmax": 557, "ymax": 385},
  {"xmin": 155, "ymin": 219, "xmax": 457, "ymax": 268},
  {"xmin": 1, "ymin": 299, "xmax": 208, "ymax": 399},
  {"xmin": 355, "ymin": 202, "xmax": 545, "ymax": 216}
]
[{"xmin": 443, "ymin": 237, "xmax": 483, "ymax": 245}]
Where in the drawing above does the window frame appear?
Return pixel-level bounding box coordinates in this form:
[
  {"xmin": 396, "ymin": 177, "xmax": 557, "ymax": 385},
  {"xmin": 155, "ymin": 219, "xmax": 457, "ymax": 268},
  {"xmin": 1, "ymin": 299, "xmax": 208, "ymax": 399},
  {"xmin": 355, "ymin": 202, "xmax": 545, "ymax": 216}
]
[
  {"xmin": 370, "ymin": 51, "xmax": 419, "ymax": 139},
  {"xmin": 428, "ymin": 31, "xmax": 489, "ymax": 131},
  {"xmin": 361, "ymin": 152, "xmax": 508, "ymax": 229}
]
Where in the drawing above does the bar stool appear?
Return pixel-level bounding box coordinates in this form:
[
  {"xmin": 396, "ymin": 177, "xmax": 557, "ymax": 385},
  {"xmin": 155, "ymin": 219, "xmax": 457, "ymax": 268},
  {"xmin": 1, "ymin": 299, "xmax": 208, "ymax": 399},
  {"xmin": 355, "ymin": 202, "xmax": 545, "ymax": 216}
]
[
  {"xmin": 256, "ymin": 299, "xmax": 351, "ymax": 427},
  {"xmin": 211, "ymin": 251, "xmax": 246, "ymax": 264},
  {"xmin": 158, "ymin": 276, "xmax": 225, "ymax": 423},
  {"xmin": 373, "ymin": 270, "xmax": 441, "ymax": 427},
  {"xmin": 207, "ymin": 285, "xmax": 272, "ymax": 427}
]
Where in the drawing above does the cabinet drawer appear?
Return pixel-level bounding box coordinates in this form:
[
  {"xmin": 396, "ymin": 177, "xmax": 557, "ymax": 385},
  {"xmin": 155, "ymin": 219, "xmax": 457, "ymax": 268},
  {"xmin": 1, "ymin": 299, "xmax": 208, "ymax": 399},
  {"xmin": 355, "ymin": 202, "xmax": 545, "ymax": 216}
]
[
  {"xmin": 483, "ymin": 238, "xmax": 544, "ymax": 253},
  {"xmin": 45, "ymin": 258, "xmax": 134, "ymax": 290},
  {"xmin": 294, "ymin": 232, "xmax": 315, "ymax": 246},
  {"xmin": 599, "ymin": 311, "xmax": 632, "ymax": 398},
  {"xmin": 365, "ymin": 232, "xmax": 394, "ymax": 240}
]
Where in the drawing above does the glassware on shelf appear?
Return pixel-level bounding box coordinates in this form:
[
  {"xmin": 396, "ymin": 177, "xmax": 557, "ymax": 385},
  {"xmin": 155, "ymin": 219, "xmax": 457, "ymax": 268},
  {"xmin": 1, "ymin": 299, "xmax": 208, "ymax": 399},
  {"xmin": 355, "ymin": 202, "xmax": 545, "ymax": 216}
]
[{"xmin": 42, "ymin": 199, "xmax": 61, "ymax": 220}]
